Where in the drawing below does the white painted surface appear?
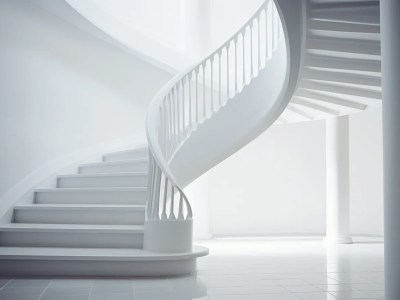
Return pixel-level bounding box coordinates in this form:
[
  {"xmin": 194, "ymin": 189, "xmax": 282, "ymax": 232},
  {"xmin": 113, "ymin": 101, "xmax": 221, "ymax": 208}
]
[
  {"xmin": 0, "ymin": 238, "xmax": 384, "ymax": 298},
  {"xmin": 202, "ymin": 109, "xmax": 383, "ymax": 237},
  {"xmin": 208, "ymin": 120, "xmax": 326, "ymax": 236},
  {"xmin": 325, "ymin": 115, "xmax": 352, "ymax": 244},
  {"xmin": 349, "ymin": 109, "xmax": 383, "ymax": 236},
  {"xmin": 0, "ymin": 0, "xmax": 170, "ymax": 219}
]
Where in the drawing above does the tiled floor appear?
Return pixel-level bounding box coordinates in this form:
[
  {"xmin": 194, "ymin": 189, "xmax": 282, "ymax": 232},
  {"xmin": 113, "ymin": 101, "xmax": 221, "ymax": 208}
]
[{"xmin": 0, "ymin": 237, "xmax": 384, "ymax": 300}]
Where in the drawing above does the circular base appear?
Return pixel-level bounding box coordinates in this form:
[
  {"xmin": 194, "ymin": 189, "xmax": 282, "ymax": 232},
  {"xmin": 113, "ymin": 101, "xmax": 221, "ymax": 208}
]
[{"xmin": 324, "ymin": 236, "xmax": 353, "ymax": 244}]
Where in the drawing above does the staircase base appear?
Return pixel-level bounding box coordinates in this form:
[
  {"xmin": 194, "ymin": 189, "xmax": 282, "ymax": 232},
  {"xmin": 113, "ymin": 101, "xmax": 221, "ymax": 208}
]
[{"xmin": 0, "ymin": 246, "xmax": 208, "ymax": 277}]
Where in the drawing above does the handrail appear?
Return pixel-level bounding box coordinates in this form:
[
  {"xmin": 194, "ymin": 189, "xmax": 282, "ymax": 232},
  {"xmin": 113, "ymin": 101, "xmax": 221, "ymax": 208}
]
[{"xmin": 145, "ymin": 0, "xmax": 283, "ymax": 221}]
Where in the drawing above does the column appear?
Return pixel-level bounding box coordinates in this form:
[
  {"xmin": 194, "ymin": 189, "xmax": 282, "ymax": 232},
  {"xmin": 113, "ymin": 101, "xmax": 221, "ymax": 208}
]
[
  {"xmin": 381, "ymin": 1, "xmax": 400, "ymax": 299},
  {"xmin": 325, "ymin": 115, "xmax": 352, "ymax": 244}
]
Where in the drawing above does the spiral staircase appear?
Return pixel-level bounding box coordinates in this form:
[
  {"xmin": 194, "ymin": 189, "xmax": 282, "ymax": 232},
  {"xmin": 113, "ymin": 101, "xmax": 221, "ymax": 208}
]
[{"xmin": 0, "ymin": 0, "xmax": 381, "ymax": 276}]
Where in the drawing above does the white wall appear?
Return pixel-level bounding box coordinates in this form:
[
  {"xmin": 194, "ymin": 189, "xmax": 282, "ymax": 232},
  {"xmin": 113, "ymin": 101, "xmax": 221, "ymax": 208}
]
[
  {"xmin": 207, "ymin": 120, "xmax": 326, "ymax": 236},
  {"xmin": 349, "ymin": 109, "xmax": 383, "ymax": 236},
  {"xmin": 0, "ymin": 0, "xmax": 170, "ymax": 209},
  {"xmin": 196, "ymin": 108, "xmax": 383, "ymax": 238}
]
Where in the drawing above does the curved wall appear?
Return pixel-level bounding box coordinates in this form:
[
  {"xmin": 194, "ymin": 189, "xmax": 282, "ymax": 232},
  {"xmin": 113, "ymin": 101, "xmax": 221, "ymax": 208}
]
[{"xmin": 0, "ymin": 0, "xmax": 171, "ymax": 219}]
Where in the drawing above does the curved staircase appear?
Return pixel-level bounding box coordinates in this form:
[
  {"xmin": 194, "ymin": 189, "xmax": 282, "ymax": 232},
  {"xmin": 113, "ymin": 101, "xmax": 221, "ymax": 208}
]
[
  {"xmin": 279, "ymin": 0, "xmax": 381, "ymax": 123},
  {"xmin": 0, "ymin": 0, "xmax": 382, "ymax": 277}
]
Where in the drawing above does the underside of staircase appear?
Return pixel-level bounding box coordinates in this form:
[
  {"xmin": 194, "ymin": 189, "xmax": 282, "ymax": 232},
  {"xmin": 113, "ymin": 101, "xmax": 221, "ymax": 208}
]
[{"xmin": 0, "ymin": 0, "xmax": 382, "ymax": 277}]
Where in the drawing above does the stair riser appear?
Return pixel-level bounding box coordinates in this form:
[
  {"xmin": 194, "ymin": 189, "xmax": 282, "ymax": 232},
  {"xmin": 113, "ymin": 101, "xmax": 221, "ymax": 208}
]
[
  {"xmin": 103, "ymin": 151, "xmax": 148, "ymax": 162},
  {"xmin": 35, "ymin": 191, "xmax": 147, "ymax": 205},
  {"xmin": 0, "ymin": 259, "xmax": 197, "ymax": 277},
  {"xmin": 57, "ymin": 176, "xmax": 148, "ymax": 188},
  {"xmin": 14, "ymin": 209, "xmax": 145, "ymax": 225},
  {"xmin": 79, "ymin": 162, "xmax": 148, "ymax": 174},
  {"xmin": 0, "ymin": 232, "xmax": 143, "ymax": 248}
]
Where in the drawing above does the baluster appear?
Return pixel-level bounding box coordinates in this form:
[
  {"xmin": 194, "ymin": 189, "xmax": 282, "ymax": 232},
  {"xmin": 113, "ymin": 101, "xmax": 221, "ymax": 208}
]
[
  {"xmin": 161, "ymin": 177, "xmax": 168, "ymax": 220},
  {"xmin": 250, "ymin": 23, "xmax": 254, "ymax": 77},
  {"xmin": 181, "ymin": 80, "xmax": 185, "ymax": 136},
  {"xmin": 243, "ymin": 31, "xmax": 246, "ymax": 86},
  {"xmin": 271, "ymin": 1, "xmax": 275, "ymax": 51},
  {"xmin": 153, "ymin": 166, "xmax": 161, "ymax": 220},
  {"xmin": 258, "ymin": 14, "xmax": 262, "ymax": 69},
  {"xmin": 149, "ymin": 157, "xmax": 157, "ymax": 219},
  {"xmin": 203, "ymin": 63, "xmax": 206, "ymax": 119},
  {"xmin": 218, "ymin": 51, "xmax": 222, "ymax": 107},
  {"xmin": 234, "ymin": 39, "xmax": 238, "ymax": 92},
  {"xmin": 176, "ymin": 84, "xmax": 181, "ymax": 143},
  {"xmin": 227, "ymin": 45, "xmax": 230, "ymax": 99},
  {"xmin": 195, "ymin": 68, "xmax": 199, "ymax": 124},
  {"xmin": 171, "ymin": 90, "xmax": 176, "ymax": 153},
  {"xmin": 266, "ymin": 6, "xmax": 269, "ymax": 60},
  {"xmin": 178, "ymin": 193, "xmax": 184, "ymax": 220},
  {"xmin": 188, "ymin": 73, "xmax": 192, "ymax": 129},
  {"xmin": 169, "ymin": 186, "xmax": 176, "ymax": 220},
  {"xmin": 164, "ymin": 102, "xmax": 168, "ymax": 157},
  {"xmin": 146, "ymin": 155, "xmax": 154, "ymax": 219},
  {"xmin": 210, "ymin": 58, "xmax": 214, "ymax": 113},
  {"xmin": 168, "ymin": 93, "xmax": 173, "ymax": 159}
]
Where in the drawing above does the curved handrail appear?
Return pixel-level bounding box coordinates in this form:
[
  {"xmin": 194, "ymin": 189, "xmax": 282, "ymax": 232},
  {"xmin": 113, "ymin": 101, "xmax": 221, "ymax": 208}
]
[{"xmin": 145, "ymin": 0, "xmax": 283, "ymax": 221}]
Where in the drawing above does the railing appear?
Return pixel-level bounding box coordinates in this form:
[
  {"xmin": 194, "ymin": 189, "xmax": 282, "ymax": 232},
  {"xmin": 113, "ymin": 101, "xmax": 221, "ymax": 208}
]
[{"xmin": 146, "ymin": 0, "xmax": 283, "ymax": 224}]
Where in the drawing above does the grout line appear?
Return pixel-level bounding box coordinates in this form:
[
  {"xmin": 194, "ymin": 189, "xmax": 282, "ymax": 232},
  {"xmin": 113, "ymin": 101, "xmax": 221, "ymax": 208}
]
[
  {"xmin": 0, "ymin": 279, "xmax": 12, "ymax": 292},
  {"xmin": 38, "ymin": 280, "xmax": 52, "ymax": 300}
]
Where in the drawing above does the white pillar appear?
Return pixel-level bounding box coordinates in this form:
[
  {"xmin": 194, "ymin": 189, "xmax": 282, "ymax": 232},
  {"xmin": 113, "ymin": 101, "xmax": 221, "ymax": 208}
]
[
  {"xmin": 325, "ymin": 115, "xmax": 352, "ymax": 244},
  {"xmin": 381, "ymin": 1, "xmax": 400, "ymax": 299}
]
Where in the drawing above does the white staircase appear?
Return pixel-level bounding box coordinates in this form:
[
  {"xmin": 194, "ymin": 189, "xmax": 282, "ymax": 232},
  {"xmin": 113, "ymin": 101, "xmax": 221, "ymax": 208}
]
[
  {"xmin": 0, "ymin": 0, "xmax": 382, "ymax": 277},
  {"xmin": 0, "ymin": 148, "xmax": 207, "ymax": 276},
  {"xmin": 278, "ymin": 0, "xmax": 381, "ymax": 123}
]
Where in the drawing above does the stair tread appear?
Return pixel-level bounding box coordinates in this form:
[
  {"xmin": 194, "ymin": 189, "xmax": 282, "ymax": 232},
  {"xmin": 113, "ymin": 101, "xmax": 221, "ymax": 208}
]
[
  {"xmin": 0, "ymin": 223, "xmax": 144, "ymax": 232},
  {"xmin": 80, "ymin": 159, "xmax": 148, "ymax": 168},
  {"xmin": 35, "ymin": 187, "xmax": 147, "ymax": 192},
  {"xmin": 0, "ymin": 246, "xmax": 208, "ymax": 261},
  {"xmin": 103, "ymin": 148, "xmax": 148, "ymax": 157},
  {"xmin": 58, "ymin": 172, "xmax": 147, "ymax": 179},
  {"xmin": 14, "ymin": 204, "xmax": 146, "ymax": 210}
]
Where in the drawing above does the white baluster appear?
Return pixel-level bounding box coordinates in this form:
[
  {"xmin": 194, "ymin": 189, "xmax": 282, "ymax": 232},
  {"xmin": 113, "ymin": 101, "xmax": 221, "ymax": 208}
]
[
  {"xmin": 169, "ymin": 186, "xmax": 176, "ymax": 220},
  {"xmin": 234, "ymin": 39, "xmax": 238, "ymax": 92},
  {"xmin": 203, "ymin": 63, "xmax": 206, "ymax": 119},
  {"xmin": 178, "ymin": 194, "xmax": 184, "ymax": 220},
  {"xmin": 210, "ymin": 58, "xmax": 214, "ymax": 113},
  {"xmin": 195, "ymin": 68, "xmax": 199, "ymax": 124},
  {"xmin": 243, "ymin": 31, "xmax": 246, "ymax": 86},
  {"xmin": 218, "ymin": 50, "xmax": 222, "ymax": 107},
  {"xmin": 161, "ymin": 177, "xmax": 168, "ymax": 220},
  {"xmin": 188, "ymin": 73, "xmax": 192, "ymax": 129},
  {"xmin": 258, "ymin": 14, "xmax": 262, "ymax": 69},
  {"xmin": 227, "ymin": 45, "xmax": 230, "ymax": 99},
  {"xmin": 250, "ymin": 23, "xmax": 253, "ymax": 78}
]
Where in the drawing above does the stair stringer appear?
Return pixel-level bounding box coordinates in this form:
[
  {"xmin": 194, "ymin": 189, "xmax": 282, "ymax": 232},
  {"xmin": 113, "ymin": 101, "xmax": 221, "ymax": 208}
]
[{"xmin": 169, "ymin": 0, "xmax": 306, "ymax": 187}]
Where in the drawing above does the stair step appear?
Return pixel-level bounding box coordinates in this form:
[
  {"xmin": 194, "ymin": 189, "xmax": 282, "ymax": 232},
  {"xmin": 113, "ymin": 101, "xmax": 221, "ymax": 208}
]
[
  {"xmin": 103, "ymin": 148, "xmax": 148, "ymax": 162},
  {"xmin": 291, "ymin": 97, "xmax": 340, "ymax": 116},
  {"xmin": 305, "ymin": 54, "xmax": 381, "ymax": 73},
  {"xmin": 0, "ymin": 223, "xmax": 143, "ymax": 248},
  {"xmin": 296, "ymin": 89, "xmax": 368, "ymax": 110},
  {"xmin": 0, "ymin": 246, "xmax": 209, "ymax": 277},
  {"xmin": 34, "ymin": 187, "xmax": 147, "ymax": 205},
  {"xmin": 309, "ymin": 3, "xmax": 380, "ymax": 26},
  {"xmin": 57, "ymin": 173, "xmax": 148, "ymax": 188},
  {"xmin": 308, "ymin": 19, "xmax": 380, "ymax": 34},
  {"xmin": 78, "ymin": 159, "xmax": 148, "ymax": 174},
  {"xmin": 307, "ymin": 37, "xmax": 380, "ymax": 56},
  {"xmin": 299, "ymin": 79, "xmax": 381, "ymax": 100},
  {"xmin": 13, "ymin": 204, "xmax": 145, "ymax": 225},
  {"xmin": 302, "ymin": 68, "xmax": 381, "ymax": 87}
]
